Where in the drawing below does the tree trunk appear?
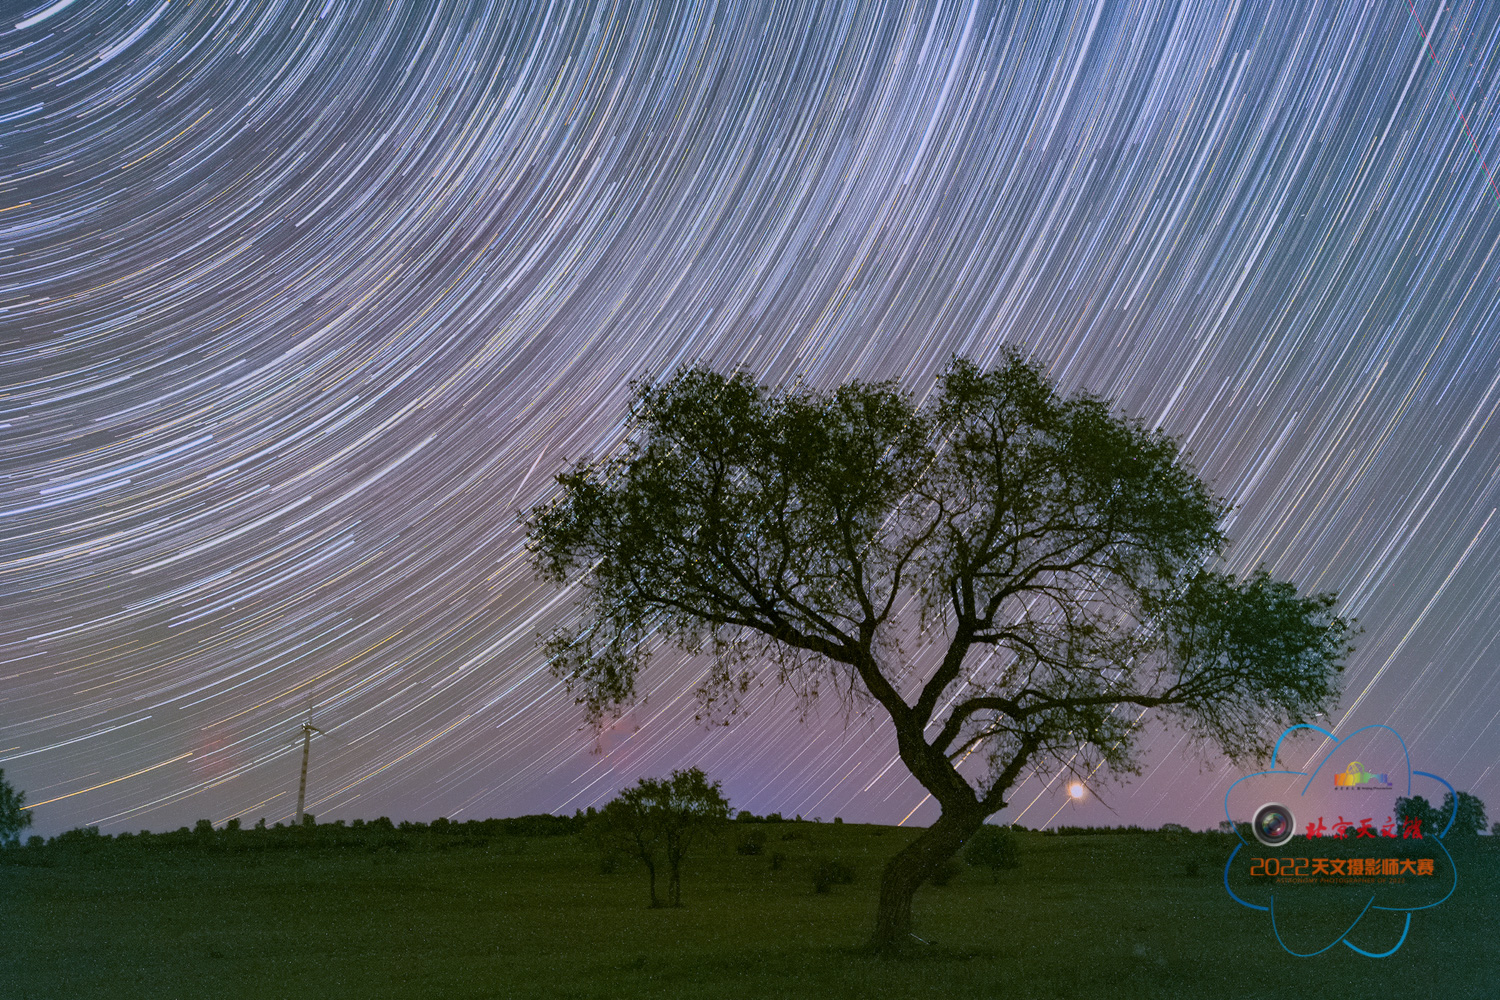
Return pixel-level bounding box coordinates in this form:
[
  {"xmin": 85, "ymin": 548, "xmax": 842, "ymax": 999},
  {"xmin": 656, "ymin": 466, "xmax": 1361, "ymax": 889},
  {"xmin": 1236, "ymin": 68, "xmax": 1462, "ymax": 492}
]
[
  {"xmin": 870, "ymin": 808, "xmax": 983, "ymax": 951},
  {"xmin": 666, "ymin": 832, "xmax": 684, "ymax": 906},
  {"xmin": 643, "ymin": 858, "xmax": 659, "ymax": 907}
]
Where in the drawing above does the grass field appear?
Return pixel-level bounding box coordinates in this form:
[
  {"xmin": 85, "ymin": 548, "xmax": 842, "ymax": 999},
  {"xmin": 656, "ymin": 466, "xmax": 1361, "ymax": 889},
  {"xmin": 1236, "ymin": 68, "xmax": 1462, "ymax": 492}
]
[{"xmin": 3, "ymin": 824, "xmax": 1496, "ymax": 999}]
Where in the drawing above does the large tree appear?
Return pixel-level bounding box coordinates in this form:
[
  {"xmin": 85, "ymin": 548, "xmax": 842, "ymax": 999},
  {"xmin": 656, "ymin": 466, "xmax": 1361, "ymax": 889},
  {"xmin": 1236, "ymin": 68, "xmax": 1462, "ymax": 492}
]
[
  {"xmin": 0, "ymin": 768, "xmax": 33, "ymax": 848},
  {"xmin": 527, "ymin": 352, "xmax": 1353, "ymax": 950}
]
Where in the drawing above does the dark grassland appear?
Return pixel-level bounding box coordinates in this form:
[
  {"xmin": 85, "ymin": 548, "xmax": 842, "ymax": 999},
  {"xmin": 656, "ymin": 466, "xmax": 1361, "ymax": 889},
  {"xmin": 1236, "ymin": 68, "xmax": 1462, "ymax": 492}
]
[{"xmin": 2, "ymin": 823, "xmax": 1495, "ymax": 999}]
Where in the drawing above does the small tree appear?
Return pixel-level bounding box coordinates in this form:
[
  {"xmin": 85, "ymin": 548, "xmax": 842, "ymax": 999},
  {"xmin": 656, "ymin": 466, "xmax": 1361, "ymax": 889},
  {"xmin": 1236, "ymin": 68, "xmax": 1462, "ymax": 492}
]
[
  {"xmin": 595, "ymin": 768, "xmax": 729, "ymax": 907},
  {"xmin": 812, "ymin": 857, "xmax": 858, "ymax": 893},
  {"xmin": 0, "ymin": 769, "xmax": 33, "ymax": 848},
  {"xmin": 528, "ymin": 354, "xmax": 1354, "ymax": 949}
]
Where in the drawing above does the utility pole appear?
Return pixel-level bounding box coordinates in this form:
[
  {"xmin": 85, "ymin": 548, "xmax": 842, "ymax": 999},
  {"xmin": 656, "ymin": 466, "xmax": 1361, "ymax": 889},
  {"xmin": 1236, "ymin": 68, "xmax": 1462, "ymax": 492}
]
[{"xmin": 295, "ymin": 716, "xmax": 322, "ymax": 825}]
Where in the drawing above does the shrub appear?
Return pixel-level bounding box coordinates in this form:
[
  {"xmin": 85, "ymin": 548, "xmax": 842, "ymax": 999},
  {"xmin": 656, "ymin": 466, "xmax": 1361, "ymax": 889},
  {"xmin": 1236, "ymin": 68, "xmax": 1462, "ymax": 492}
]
[
  {"xmin": 735, "ymin": 830, "xmax": 767, "ymax": 856},
  {"xmin": 770, "ymin": 852, "xmax": 787, "ymax": 871},
  {"xmin": 963, "ymin": 825, "xmax": 1020, "ymax": 881},
  {"xmin": 927, "ymin": 858, "xmax": 961, "ymax": 886},
  {"xmin": 811, "ymin": 857, "xmax": 856, "ymax": 893}
]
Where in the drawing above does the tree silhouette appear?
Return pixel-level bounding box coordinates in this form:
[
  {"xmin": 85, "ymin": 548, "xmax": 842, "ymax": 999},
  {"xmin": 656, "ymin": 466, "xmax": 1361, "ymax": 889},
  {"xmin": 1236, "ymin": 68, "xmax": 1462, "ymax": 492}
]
[
  {"xmin": 1394, "ymin": 795, "xmax": 1442, "ymax": 838},
  {"xmin": 1435, "ymin": 791, "xmax": 1487, "ymax": 837},
  {"xmin": 528, "ymin": 352, "xmax": 1354, "ymax": 950},
  {"xmin": 594, "ymin": 768, "xmax": 729, "ymax": 907},
  {"xmin": 0, "ymin": 768, "xmax": 33, "ymax": 848}
]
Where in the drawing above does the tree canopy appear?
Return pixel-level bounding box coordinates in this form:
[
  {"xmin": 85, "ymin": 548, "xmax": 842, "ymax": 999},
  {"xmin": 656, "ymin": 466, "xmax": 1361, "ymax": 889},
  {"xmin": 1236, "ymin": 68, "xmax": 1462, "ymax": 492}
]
[
  {"xmin": 1435, "ymin": 791, "xmax": 1487, "ymax": 837},
  {"xmin": 1396, "ymin": 791, "xmax": 1486, "ymax": 838},
  {"xmin": 527, "ymin": 351, "xmax": 1355, "ymax": 949}
]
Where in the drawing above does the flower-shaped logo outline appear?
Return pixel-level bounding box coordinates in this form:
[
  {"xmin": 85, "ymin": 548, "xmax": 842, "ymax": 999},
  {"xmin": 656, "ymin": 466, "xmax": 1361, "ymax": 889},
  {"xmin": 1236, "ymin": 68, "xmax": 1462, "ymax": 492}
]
[{"xmin": 1220, "ymin": 723, "xmax": 1458, "ymax": 958}]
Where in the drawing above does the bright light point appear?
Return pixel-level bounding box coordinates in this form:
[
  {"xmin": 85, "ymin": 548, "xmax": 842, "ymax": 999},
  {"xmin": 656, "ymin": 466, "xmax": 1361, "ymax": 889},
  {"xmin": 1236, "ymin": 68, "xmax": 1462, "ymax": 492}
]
[{"xmin": 1068, "ymin": 782, "xmax": 1085, "ymax": 800}]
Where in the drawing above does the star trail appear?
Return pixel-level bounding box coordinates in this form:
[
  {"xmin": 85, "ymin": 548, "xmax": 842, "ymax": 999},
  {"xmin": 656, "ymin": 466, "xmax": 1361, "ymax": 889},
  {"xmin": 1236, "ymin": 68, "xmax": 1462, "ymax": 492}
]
[{"xmin": 2, "ymin": 0, "xmax": 1499, "ymax": 837}]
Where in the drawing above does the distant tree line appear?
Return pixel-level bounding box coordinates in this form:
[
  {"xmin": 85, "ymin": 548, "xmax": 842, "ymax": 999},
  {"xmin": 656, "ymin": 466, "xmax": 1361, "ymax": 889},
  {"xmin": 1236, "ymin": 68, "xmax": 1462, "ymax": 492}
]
[
  {"xmin": 731, "ymin": 811, "xmax": 818, "ymax": 823},
  {"xmin": 1041, "ymin": 824, "xmax": 1167, "ymax": 836},
  {"xmin": 1395, "ymin": 791, "xmax": 1488, "ymax": 838},
  {"xmin": 0, "ymin": 812, "xmax": 586, "ymax": 862}
]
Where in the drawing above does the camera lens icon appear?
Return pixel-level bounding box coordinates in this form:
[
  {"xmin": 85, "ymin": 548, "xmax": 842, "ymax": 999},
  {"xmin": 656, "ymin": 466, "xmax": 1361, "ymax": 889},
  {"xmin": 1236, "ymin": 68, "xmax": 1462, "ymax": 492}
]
[{"xmin": 1252, "ymin": 803, "xmax": 1297, "ymax": 847}]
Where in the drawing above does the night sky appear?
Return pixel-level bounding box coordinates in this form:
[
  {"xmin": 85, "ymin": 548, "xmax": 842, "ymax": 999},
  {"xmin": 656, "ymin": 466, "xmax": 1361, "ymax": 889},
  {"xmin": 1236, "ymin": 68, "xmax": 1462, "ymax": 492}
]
[{"xmin": 3, "ymin": 0, "xmax": 1499, "ymax": 839}]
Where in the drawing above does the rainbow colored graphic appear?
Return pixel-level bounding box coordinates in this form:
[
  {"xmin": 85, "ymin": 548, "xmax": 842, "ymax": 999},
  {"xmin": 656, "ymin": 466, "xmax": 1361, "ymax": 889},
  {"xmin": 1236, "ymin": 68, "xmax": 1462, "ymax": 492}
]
[{"xmin": 1334, "ymin": 761, "xmax": 1392, "ymax": 789}]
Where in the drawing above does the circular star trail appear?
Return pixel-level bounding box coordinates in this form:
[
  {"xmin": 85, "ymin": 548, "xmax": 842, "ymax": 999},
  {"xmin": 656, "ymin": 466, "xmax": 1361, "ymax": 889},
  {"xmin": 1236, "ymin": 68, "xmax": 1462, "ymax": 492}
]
[{"xmin": 2, "ymin": 0, "xmax": 1499, "ymax": 835}]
